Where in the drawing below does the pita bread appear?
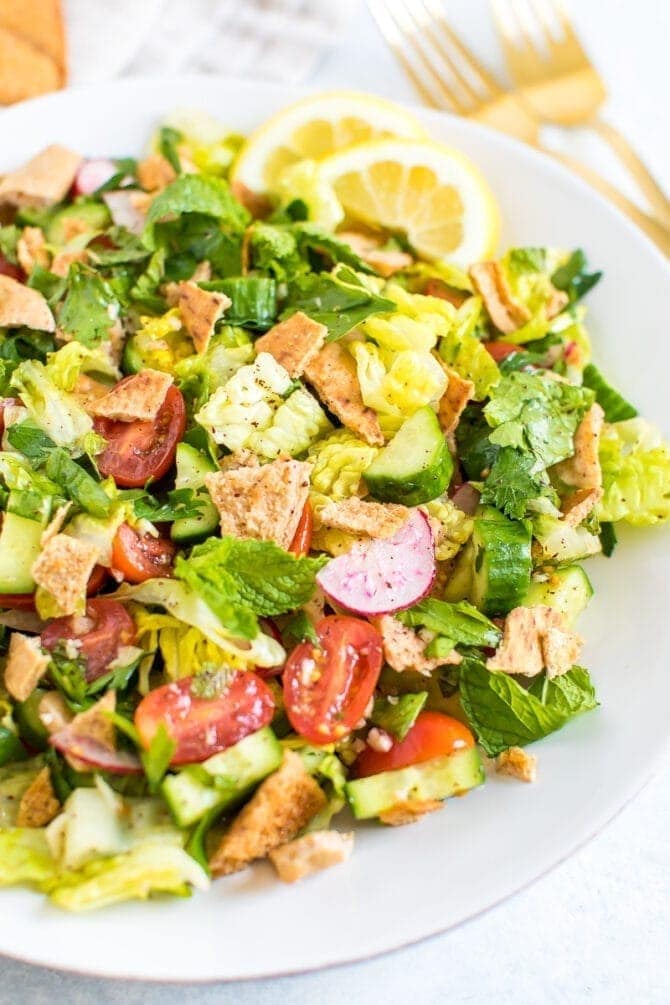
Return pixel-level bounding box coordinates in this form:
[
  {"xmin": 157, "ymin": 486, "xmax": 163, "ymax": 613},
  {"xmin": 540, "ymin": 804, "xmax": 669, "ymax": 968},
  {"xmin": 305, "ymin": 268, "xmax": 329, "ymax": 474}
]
[
  {"xmin": 0, "ymin": 144, "xmax": 82, "ymax": 208},
  {"xmin": 0, "ymin": 25, "xmax": 61, "ymax": 105},
  {"xmin": 0, "ymin": 0, "xmax": 66, "ymax": 79},
  {"xmin": 0, "ymin": 275, "xmax": 55, "ymax": 331}
]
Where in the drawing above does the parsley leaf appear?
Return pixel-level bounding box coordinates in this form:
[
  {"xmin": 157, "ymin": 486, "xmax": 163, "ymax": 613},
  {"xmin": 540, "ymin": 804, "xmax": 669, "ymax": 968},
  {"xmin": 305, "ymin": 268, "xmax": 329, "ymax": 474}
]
[
  {"xmin": 370, "ymin": 693, "xmax": 427, "ymax": 741},
  {"xmin": 459, "ymin": 658, "xmax": 598, "ymax": 756},
  {"xmin": 281, "ymin": 610, "xmax": 319, "ymax": 647},
  {"xmin": 133, "ymin": 487, "xmax": 204, "ymax": 523},
  {"xmin": 551, "ymin": 249, "xmax": 602, "ymax": 305},
  {"xmin": 480, "ymin": 447, "xmax": 546, "ymax": 519},
  {"xmin": 398, "ymin": 599, "xmax": 501, "ymax": 649},
  {"xmin": 58, "ymin": 264, "xmax": 119, "ymax": 347},
  {"xmin": 281, "ymin": 265, "xmax": 395, "ymax": 341}
]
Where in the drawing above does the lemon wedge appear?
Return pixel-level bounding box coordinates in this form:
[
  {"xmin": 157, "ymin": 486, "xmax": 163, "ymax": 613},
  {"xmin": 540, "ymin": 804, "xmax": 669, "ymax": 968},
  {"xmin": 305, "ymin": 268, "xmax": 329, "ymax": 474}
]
[
  {"xmin": 232, "ymin": 91, "xmax": 427, "ymax": 194},
  {"xmin": 317, "ymin": 139, "xmax": 500, "ymax": 267}
]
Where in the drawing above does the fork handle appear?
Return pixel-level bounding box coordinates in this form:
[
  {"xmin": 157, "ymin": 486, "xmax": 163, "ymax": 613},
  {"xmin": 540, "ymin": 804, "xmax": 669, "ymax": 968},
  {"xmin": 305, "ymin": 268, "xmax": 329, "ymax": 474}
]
[
  {"xmin": 543, "ymin": 147, "xmax": 670, "ymax": 257},
  {"xmin": 588, "ymin": 116, "xmax": 670, "ymax": 229}
]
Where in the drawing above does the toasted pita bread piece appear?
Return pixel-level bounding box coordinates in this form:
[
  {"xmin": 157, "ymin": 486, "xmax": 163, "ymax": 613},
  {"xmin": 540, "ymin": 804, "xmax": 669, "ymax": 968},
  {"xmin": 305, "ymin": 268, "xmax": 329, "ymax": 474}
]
[
  {"xmin": 553, "ymin": 403, "xmax": 605, "ymax": 490},
  {"xmin": 0, "ymin": 26, "xmax": 61, "ymax": 106},
  {"xmin": 317, "ymin": 498, "xmax": 409, "ymax": 539},
  {"xmin": 486, "ymin": 605, "xmax": 583, "ymax": 679},
  {"xmin": 0, "ymin": 144, "xmax": 81, "ymax": 207},
  {"xmin": 337, "ymin": 230, "xmax": 413, "ymax": 277},
  {"xmin": 205, "ymin": 458, "xmax": 311, "ymax": 551},
  {"xmin": 17, "ymin": 226, "xmax": 49, "ymax": 275},
  {"xmin": 255, "ymin": 312, "xmax": 327, "ymax": 378},
  {"xmin": 269, "ymin": 830, "xmax": 354, "ymax": 883},
  {"xmin": 469, "ymin": 261, "xmax": 531, "ymax": 335},
  {"xmin": 438, "ymin": 366, "xmax": 475, "ymax": 435},
  {"xmin": 0, "ymin": 0, "xmax": 66, "ymax": 78},
  {"xmin": 31, "ymin": 534, "xmax": 99, "ymax": 617},
  {"xmin": 178, "ymin": 281, "xmax": 230, "ymax": 354},
  {"xmin": 371, "ymin": 614, "xmax": 460, "ymax": 675},
  {"xmin": 137, "ymin": 154, "xmax": 177, "ymax": 193},
  {"xmin": 4, "ymin": 632, "xmax": 49, "ymax": 702},
  {"xmin": 305, "ymin": 343, "xmax": 384, "ymax": 447},
  {"xmin": 16, "ymin": 766, "xmax": 60, "ymax": 828},
  {"xmin": 0, "ymin": 275, "xmax": 55, "ymax": 331},
  {"xmin": 560, "ymin": 486, "xmax": 603, "ymax": 527},
  {"xmin": 91, "ymin": 369, "xmax": 173, "ymax": 422},
  {"xmin": 379, "ymin": 798, "xmax": 443, "ymax": 826},
  {"xmin": 495, "ymin": 746, "xmax": 537, "ymax": 783}
]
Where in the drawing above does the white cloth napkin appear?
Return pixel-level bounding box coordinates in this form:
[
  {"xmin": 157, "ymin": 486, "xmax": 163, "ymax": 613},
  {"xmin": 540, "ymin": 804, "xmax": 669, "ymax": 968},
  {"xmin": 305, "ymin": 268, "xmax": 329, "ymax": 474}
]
[{"xmin": 64, "ymin": 0, "xmax": 354, "ymax": 86}]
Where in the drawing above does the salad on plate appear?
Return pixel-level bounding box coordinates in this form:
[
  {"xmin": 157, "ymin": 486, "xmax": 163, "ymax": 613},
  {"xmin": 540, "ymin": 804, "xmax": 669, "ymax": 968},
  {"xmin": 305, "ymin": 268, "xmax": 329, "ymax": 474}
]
[{"xmin": 0, "ymin": 91, "xmax": 667, "ymax": 912}]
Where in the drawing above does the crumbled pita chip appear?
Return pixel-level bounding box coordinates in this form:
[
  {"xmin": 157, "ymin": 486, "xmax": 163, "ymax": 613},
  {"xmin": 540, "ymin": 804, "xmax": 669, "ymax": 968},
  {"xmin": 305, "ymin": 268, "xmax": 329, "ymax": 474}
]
[
  {"xmin": 38, "ymin": 691, "xmax": 72, "ymax": 735},
  {"xmin": 379, "ymin": 799, "xmax": 443, "ymax": 826},
  {"xmin": 0, "ymin": 0, "xmax": 67, "ymax": 80},
  {"xmin": 0, "ymin": 144, "xmax": 81, "ymax": 207},
  {"xmin": 68, "ymin": 691, "xmax": 116, "ymax": 750},
  {"xmin": 561, "ymin": 486, "xmax": 603, "ymax": 527},
  {"xmin": 553, "ymin": 404, "xmax": 605, "ymax": 490},
  {"xmin": 178, "ymin": 281, "xmax": 230, "ymax": 354},
  {"xmin": 4, "ymin": 632, "xmax": 49, "ymax": 702},
  {"xmin": 230, "ymin": 179, "xmax": 273, "ymax": 220},
  {"xmin": 469, "ymin": 261, "xmax": 531, "ymax": 335},
  {"xmin": 269, "ymin": 831, "xmax": 354, "ymax": 883},
  {"xmin": 205, "ymin": 458, "xmax": 311, "ymax": 551},
  {"xmin": 137, "ymin": 153, "xmax": 177, "ymax": 193},
  {"xmin": 210, "ymin": 751, "xmax": 326, "ymax": 877},
  {"xmin": 0, "ymin": 275, "xmax": 54, "ymax": 331},
  {"xmin": 16, "ymin": 767, "xmax": 60, "ymax": 828},
  {"xmin": 17, "ymin": 226, "xmax": 49, "ymax": 275},
  {"xmin": 31, "ymin": 534, "xmax": 98, "ymax": 617},
  {"xmin": 91, "ymin": 369, "xmax": 173, "ymax": 422},
  {"xmin": 337, "ymin": 230, "xmax": 413, "ymax": 276},
  {"xmin": 438, "ymin": 366, "xmax": 475, "ymax": 435},
  {"xmin": 486, "ymin": 605, "xmax": 583, "ymax": 679},
  {"xmin": 255, "ymin": 312, "xmax": 327, "ymax": 378},
  {"xmin": 0, "ymin": 26, "xmax": 61, "ymax": 106},
  {"xmin": 496, "ymin": 746, "xmax": 537, "ymax": 783},
  {"xmin": 40, "ymin": 502, "xmax": 72, "ymax": 546},
  {"xmin": 371, "ymin": 614, "xmax": 460, "ymax": 675},
  {"xmin": 317, "ymin": 498, "xmax": 409, "ymax": 538},
  {"xmin": 305, "ymin": 343, "xmax": 384, "ymax": 446}
]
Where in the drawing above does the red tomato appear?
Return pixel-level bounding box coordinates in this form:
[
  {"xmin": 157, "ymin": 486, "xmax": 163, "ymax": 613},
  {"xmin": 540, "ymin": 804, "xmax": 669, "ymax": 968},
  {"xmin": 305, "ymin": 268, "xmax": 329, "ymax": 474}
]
[
  {"xmin": 0, "ymin": 563, "xmax": 107, "ymax": 611},
  {"xmin": 288, "ymin": 501, "xmax": 313, "ymax": 557},
  {"xmin": 283, "ymin": 615, "xmax": 383, "ymax": 745},
  {"xmin": 424, "ymin": 278, "xmax": 467, "ymax": 307},
  {"xmin": 111, "ymin": 523, "xmax": 176, "ymax": 583},
  {"xmin": 41, "ymin": 598, "xmax": 137, "ymax": 682},
  {"xmin": 134, "ymin": 672, "xmax": 275, "ymax": 765},
  {"xmin": 94, "ymin": 383, "xmax": 186, "ymax": 488},
  {"xmin": 0, "ymin": 255, "xmax": 24, "ymax": 283},
  {"xmin": 352, "ymin": 711, "xmax": 475, "ymax": 778},
  {"xmin": 485, "ymin": 341, "xmax": 518, "ymax": 362}
]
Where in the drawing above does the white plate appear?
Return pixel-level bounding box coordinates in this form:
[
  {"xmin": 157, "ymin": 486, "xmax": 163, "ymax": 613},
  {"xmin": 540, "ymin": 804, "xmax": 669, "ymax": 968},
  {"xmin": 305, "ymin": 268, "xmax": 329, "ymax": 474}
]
[{"xmin": 1, "ymin": 75, "xmax": 669, "ymax": 982}]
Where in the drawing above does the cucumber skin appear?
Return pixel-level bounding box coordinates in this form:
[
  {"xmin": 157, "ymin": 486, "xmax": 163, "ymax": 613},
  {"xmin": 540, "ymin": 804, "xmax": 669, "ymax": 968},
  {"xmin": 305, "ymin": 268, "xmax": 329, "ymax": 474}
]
[
  {"xmin": 471, "ymin": 507, "xmax": 532, "ymax": 617},
  {"xmin": 346, "ymin": 746, "xmax": 484, "ymax": 820},
  {"xmin": 47, "ymin": 202, "xmax": 111, "ymax": 245},
  {"xmin": 122, "ymin": 336, "xmax": 144, "ymax": 375},
  {"xmin": 0, "ymin": 508, "xmax": 49, "ymax": 594},
  {"xmin": 523, "ymin": 565, "xmax": 593, "ymax": 626},
  {"xmin": 365, "ymin": 407, "xmax": 454, "ymax": 506},
  {"xmin": 171, "ymin": 443, "xmax": 219, "ymax": 543}
]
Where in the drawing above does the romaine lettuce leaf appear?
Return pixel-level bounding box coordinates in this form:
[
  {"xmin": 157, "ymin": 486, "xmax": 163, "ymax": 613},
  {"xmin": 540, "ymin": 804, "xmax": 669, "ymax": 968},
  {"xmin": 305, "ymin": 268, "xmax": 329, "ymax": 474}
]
[
  {"xmin": 142, "ymin": 175, "xmax": 250, "ymax": 249},
  {"xmin": 598, "ymin": 418, "xmax": 670, "ymax": 525},
  {"xmin": 0, "ymin": 828, "xmax": 58, "ymax": 889},
  {"xmin": 57, "ymin": 264, "xmax": 120, "ymax": 348},
  {"xmin": 10, "ymin": 359, "xmax": 96, "ymax": 452},
  {"xmin": 282, "ymin": 265, "xmax": 395, "ymax": 341},
  {"xmin": 352, "ymin": 341, "xmax": 447, "ymax": 435},
  {"xmin": 308, "ymin": 428, "xmax": 380, "ymax": 500}
]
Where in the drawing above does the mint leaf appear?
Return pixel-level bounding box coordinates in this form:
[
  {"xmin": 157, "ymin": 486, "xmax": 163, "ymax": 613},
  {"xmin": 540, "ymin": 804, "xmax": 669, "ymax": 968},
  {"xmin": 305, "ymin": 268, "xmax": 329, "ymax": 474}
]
[
  {"xmin": 398, "ymin": 599, "xmax": 501, "ymax": 649},
  {"xmin": 370, "ymin": 692, "xmax": 427, "ymax": 741},
  {"xmin": 143, "ymin": 175, "xmax": 250, "ymax": 249},
  {"xmin": 480, "ymin": 447, "xmax": 546, "ymax": 519},
  {"xmin": 551, "ymin": 249, "xmax": 601, "ymax": 305},
  {"xmin": 174, "ymin": 537, "xmax": 325, "ymax": 639},
  {"xmin": 282, "ymin": 610, "xmax": 318, "ymax": 647},
  {"xmin": 58, "ymin": 264, "xmax": 119, "ymax": 347},
  {"xmin": 281, "ymin": 265, "xmax": 395, "ymax": 341},
  {"xmin": 459, "ymin": 658, "xmax": 598, "ymax": 756},
  {"xmin": 133, "ymin": 487, "xmax": 204, "ymax": 522}
]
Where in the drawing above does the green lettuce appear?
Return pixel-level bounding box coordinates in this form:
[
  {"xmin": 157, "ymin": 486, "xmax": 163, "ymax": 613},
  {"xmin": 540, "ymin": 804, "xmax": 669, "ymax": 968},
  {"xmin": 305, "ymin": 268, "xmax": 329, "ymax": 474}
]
[
  {"xmin": 480, "ymin": 447, "xmax": 548, "ymax": 520},
  {"xmin": 57, "ymin": 264, "xmax": 120, "ymax": 348},
  {"xmin": 0, "ymin": 829, "xmax": 58, "ymax": 889},
  {"xmin": 10, "ymin": 359, "xmax": 96, "ymax": 452},
  {"xmin": 598, "ymin": 418, "xmax": 670, "ymax": 525},
  {"xmin": 200, "ymin": 277, "xmax": 276, "ymax": 329},
  {"xmin": 282, "ymin": 265, "xmax": 395, "ymax": 341},
  {"xmin": 143, "ymin": 175, "xmax": 250, "ymax": 249}
]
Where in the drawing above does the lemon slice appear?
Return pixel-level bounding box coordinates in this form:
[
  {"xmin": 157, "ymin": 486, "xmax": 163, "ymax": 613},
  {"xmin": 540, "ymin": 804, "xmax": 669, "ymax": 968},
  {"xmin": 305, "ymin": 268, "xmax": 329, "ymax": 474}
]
[
  {"xmin": 232, "ymin": 91, "xmax": 428, "ymax": 194},
  {"xmin": 317, "ymin": 139, "xmax": 500, "ymax": 267}
]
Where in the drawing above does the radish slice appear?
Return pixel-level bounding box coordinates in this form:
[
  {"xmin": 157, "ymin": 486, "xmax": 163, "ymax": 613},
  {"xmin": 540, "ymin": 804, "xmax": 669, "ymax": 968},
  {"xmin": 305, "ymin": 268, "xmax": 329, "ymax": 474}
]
[
  {"xmin": 50, "ymin": 731, "xmax": 143, "ymax": 775},
  {"xmin": 103, "ymin": 190, "xmax": 145, "ymax": 235},
  {"xmin": 73, "ymin": 158, "xmax": 117, "ymax": 196},
  {"xmin": 316, "ymin": 509, "xmax": 435, "ymax": 616}
]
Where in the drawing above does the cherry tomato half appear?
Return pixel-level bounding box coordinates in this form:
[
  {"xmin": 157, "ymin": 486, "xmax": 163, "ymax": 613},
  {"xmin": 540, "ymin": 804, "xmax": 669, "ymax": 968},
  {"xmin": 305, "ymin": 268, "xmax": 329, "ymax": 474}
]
[
  {"xmin": 94, "ymin": 382, "xmax": 186, "ymax": 488},
  {"xmin": 134, "ymin": 672, "xmax": 275, "ymax": 765},
  {"xmin": 288, "ymin": 501, "xmax": 313, "ymax": 557},
  {"xmin": 484, "ymin": 341, "xmax": 518, "ymax": 363},
  {"xmin": 111, "ymin": 523, "xmax": 176, "ymax": 583},
  {"xmin": 352, "ymin": 711, "xmax": 475, "ymax": 779},
  {"xmin": 0, "ymin": 563, "xmax": 107, "ymax": 612},
  {"xmin": 283, "ymin": 615, "xmax": 383, "ymax": 745},
  {"xmin": 0, "ymin": 255, "xmax": 24, "ymax": 283},
  {"xmin": 41, "ymin": 598, "xmax": 137, "ymax": 682}
]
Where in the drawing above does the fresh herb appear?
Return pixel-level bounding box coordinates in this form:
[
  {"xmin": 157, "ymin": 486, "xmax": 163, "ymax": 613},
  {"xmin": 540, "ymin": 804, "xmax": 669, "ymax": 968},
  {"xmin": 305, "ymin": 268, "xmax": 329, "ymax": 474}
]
[
  {"xmin": 398, "ymin": 599, "xmax": 501, "ymax": 650},
  {"xmin": 87, "ymin": 227, "xmax": 152, "ymax": 266},
  {"xmin": 581, "ymin": 363, "xmax": 637, "ymax": 422},
  {"xmin": 599, "ymin": 521, "xmax": 617, "ymax": 558},
  {"xmin": 200, "ymin": 276, "xmax": 277, "ymax": 329},
  {"xmin": 459, "ymin": 658, "xmax": 598, "ymax": 756},
  {"xmin": 370, "ymin": 692, "xmax": 427, "ymax": 741},
  {"xmin": 281, "ymin": 610, "xmax": 319, "ymax": 647},
  {"xmin": 281, "ymin": 265, "xmax": 395, "ymax": 341},
  {"xmin": 6, "ymin": 422, "xmax": 55, "ymax": 463},
  {"xmin": 140, "ymin": 723, "xmax": 176, "ymax": 794},
  {"xmin": 480, "ymin": 447, "xmax": 546, "ymax": 519},
  {"xmin": 129, "ymin": 248, "xmax": 166, "ymax": 312},
  {"xmin": 158, "ymin": 126, "xmax": 184, "ymax": 175},
  {"xmin": 44, "ymin": 449, "xmax": 112, "ymax": 518},
  {"xmin": 551, "ymin": 249, "xmax": 602, "ymax": 304},
  {"xmin": 507, "ymin": 247, "xmax": 546, "ymax": 273},
  {"xmin": 48, "ymin": 644, "xmax": 91, "ymax": 710},
  {"xmin": 133, "ymin": 487, "xmax": 204, "ymax": 523},
  {"xmin": 57, "ymin": 264, "xmax": 119, "ymax": 347},
  {"xmin": 0, "ymin": 225, "xmax": 21, "ymax": 263},
  {"xmin": 0, "ymin": 726, "xmax": 28, "ymax": 766}
]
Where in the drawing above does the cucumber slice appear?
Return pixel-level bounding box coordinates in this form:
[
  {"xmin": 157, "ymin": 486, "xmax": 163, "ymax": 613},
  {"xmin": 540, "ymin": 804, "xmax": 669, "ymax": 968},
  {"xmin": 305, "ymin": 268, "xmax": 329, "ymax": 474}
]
[
  {"xmin": 582, "ymin": 364, "xmax": 637, "ymax": 422},
  {"xmin": 345, "ymin": 746, "xmax": 484, "ymax": 821},
  {"xmin": 364, "ymin": 406, "xmax": 453, "ymax": 506},
  {"xmin": 470, "ymin": 506, "xmax": 532, "ymax": 616},
  {"xmin": 171, "ymin": 442, "xmax": 219, "ymax": 543},
  {"xmin": 0, "ymin": 501, "xmax": 50, "ymax": 594},
  {"xmin": 47, "ymin": 201, "xmax": 111, "ymax": 246},
  {"xmin": 162, "ymin": 726, "xmax": 283, "ymax": 827},
  {"xmin": 523, "ymin": 565, "xmax": 593, "ymax": 626},
  {"xmin": 443, "ymin": 542, "xmax": 474, "ymax": 602}
]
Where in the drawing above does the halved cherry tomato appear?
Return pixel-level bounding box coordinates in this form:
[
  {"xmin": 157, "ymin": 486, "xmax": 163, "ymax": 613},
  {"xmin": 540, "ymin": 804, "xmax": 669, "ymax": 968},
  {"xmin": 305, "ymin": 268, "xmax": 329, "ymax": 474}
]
[
  {"xmin": 485, "ymin": 341, "xmax": 518, "ymax": 363},
  {"xmin": 352, "ymin": 711, "xmax": 475, "ymax": 779},
  {"xmin": 288, "ymin": 501, "xmax": 313, "ymax": 557},
  {"xmin": 111, "ymin": 523, "xmax": 176, "ymax": 583},
  {"xmin": 134, "ymin": 672, "xmax": 275, "ymax": 765},
  {"xmin": 0, "ymin": 255, "xmax": 24, "ymax": 283},
  {"xmin": 283, "ymin": 615, "xmax": 383, "ymax": 745},
  {"xmin": 424, "ymin": 278, "xmax": 467, "ymax": 307},
  {"xmin": 41, "ymin": 598, "xmax": 137, "ymax": 682},
  {"xmin": 0, "ymin": 563, "xmax": 107, "ymax": 612},
  {"xmin": 93, "ymin": 382, "xmax": 186, "ymax": 488}
]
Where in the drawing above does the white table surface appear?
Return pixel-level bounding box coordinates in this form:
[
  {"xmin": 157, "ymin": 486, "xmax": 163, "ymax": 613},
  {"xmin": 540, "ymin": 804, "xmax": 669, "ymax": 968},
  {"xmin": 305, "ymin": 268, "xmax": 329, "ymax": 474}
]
[{"xmin": 2, "ymin": 1, "xmax": 669, "ymax": 1001}]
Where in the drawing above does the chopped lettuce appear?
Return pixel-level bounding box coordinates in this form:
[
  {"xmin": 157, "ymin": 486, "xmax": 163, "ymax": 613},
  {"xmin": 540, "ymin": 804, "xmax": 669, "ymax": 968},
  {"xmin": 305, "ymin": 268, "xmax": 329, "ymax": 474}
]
[
  {"xmin": 438, "ymin": 297, "xmax": 500, "ymax": 399},
  {"xmin": 159, "ymin": 111, "xmax": 244, "ymax": 177},
  {"xmin": 249, "ymin": 386, "xmax": 332, "ymax": 459},
  {"xmin": 133, "ymin": 609, "xmax": 253, "ymax": 683},
  {"xmin": 275, "ymin": 158, "xmax": 344, "ymax": 230},
  {"xmin": 308, "ymin": 428, "xmax": 380, "ymax": 500},
  {"xmin": 201, "ymin": 277, "xmax": 276, "ymax": 329},
  {"xmin": 352, "ymin": 341, "xmax": 447, "ymax": 435},
  {"xmin": 10, "ymin": 358, "xmax": 97, "ymax": 453},
  {"xmin": 0, "ymin": 828, "xmax": 58, "ymax": 889},
  {"xmin": 598, "ymin": 418, "xmax": 670, "ymax": 525},
  {"xmin": 281, "ymin": 265, "xmax": 395, "ymax": 341},
  {"xmin": 370, "ymin": 692, "xmax": 427, "ymax": 741},
  {"xmin": 57, "ymin": 264, "xmax": 120, "ymax": 348},
  {"xmin": 143, "ymin": 175, "xmax": 250, "ymax": 249},
  {"xmin": 45, "ymin": 341, "xmax": 119, "ymax": 389}
]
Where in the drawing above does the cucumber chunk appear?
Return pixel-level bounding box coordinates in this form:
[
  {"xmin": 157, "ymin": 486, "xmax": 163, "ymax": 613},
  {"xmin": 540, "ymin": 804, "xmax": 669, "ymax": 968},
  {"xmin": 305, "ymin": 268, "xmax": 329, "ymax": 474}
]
[
  {"xmin": 364, "ymin": 406, "xmax": 453, "ymax": 506},
  {"xmin": 523, "ymin": 565, "xmax": 593, "ymax": 626},
  {"xmin": 47, "ymin": 202, "xmax": 111, "ymax": 246},
  {"xmin": 162, "ymin": 727, "xmax": 283, "ymax": 827},
  {"xmin": 345, "ymin": 746, "xmax": 484, "ymax": 821},
  {"xmin": 0, "ymin": 501, "xmax": 50, "ymax": 594},
  {"xmin": 171, "ymin": 442, "xmax": 219, "ymax": 543},
  {"xmin": 470, "ymin": 506, "xmax": 532, "ymax": 616}
]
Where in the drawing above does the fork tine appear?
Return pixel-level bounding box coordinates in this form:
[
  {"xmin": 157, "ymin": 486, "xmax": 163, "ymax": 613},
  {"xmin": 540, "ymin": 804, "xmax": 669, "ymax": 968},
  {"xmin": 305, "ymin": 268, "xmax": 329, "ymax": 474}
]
[
  {"xmin": 402, "ymin": 0, "xmax": 486, "ymax": 107},
  {"xmin": 424, "ymin": 0, "xmax": 504, "ymax": 94},
  {"xmin": 550, "ymin": 0, "xmax": 588, "ymax": 52},
  {"xmin": 527, "ymin": 0, "xmax": 559, "ymax": 50},
  {"xmin": 367, "ymin": 0, "xmax": 442, "ymax": 109}
]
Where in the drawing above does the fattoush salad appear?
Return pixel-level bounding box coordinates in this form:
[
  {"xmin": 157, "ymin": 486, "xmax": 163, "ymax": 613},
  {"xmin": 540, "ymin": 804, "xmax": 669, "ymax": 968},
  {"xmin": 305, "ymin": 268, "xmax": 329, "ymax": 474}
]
[{"xmin": 0, "ymin": 93, "xmax": 666, "ymax": 911}]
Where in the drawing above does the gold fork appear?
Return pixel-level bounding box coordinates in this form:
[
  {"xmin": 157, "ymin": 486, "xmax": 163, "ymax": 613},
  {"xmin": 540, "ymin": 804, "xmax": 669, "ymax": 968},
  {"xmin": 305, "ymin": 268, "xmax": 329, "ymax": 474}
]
[
  {"xmin": 367, "ymin": 0, "xmax": 670, "ymax": 255},
  {"xmin": 491, "ymin": 0, "xmax": 670, "ymax": 228}
]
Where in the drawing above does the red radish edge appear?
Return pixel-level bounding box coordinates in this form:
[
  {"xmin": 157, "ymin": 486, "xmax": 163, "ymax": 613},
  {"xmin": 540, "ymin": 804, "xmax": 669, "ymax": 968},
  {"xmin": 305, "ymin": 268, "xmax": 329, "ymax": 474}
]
[
  {"xmin": 316, "ymin": 509, "xmax": 436, "ymax": 616},
  {"xmin": 50, "ymin": 731, "xmax": 143, "ymax": 775},
  {"xmin": 73, "ymin": 158, "xmax": 117, "ymax": 196},
  {"xmin": 452, "ymin": 482, "xmax": 481, "ymax": 515}
]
